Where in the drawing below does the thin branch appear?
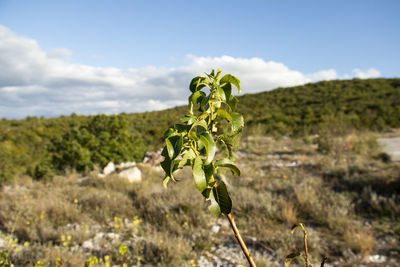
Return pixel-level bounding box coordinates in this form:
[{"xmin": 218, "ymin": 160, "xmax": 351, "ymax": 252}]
[
  {"xmin": 226, "ymin": 213, "xmax": 256, "ymax": 267},
  {"xmin": 320, "ymin": 256, "xmax": 328, "ymax": 267}
]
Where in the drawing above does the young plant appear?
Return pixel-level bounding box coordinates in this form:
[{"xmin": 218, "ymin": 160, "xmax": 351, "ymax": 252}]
[
  {"xmin": 161, "ymin": 70, "xmax": 255, "ymax": 266},
  {"xmin": 285, "ymin": 222, "xmax": 327, "ymax": 267}
]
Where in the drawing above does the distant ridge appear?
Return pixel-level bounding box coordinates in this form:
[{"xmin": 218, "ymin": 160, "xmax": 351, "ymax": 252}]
[{"xmin": 0, "ymin": 78, "xmax": 399, "ymax": 180}]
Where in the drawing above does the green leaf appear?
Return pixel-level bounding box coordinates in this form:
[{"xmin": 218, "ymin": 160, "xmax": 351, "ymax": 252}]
[
  {"xmin": 205, "ymin": 69, "xmax": 216, "ymax": 81},
  {"xmin": 175, "ymin": 123, "xmax": 189, "ymax": 133},
  {"xmin": 181, "ymin": 114, "xmax": 196, "ymax": 125},
  {"xmin": 191, "ymin": 119, "xmax": 208, "ymax": 132},
  {"xmin": 202, "ymin": 188, "xmax": 211, "ymax": 198},
  {"xmin": 215, "ymin": 69, "xmax": 222, "ymax": 80},
  {"xmin": 189, "ymin": 90, "xmax": 206, "ymax": 113},
  {"xmin": 204, "ymin": 163, "xmax": 216, "ymax": 184},
  {"xmin": 215, "ymin": 158, "xmax": 241, "ymax": 176},
  {"xmin": 291, "ymin": 222, "xmax": 306, "ymax": 234},
  {"xmin": 165, "ymin": 135, "xmax": 183, "ymax": 159},
  {"xmin": 189, "ymin": 119, "xmax": 208, "ymax": 140},
  {"xmin": 193, "ymin": 156, "xmax": 207, "ymax": 193},
  {"xmin": 189, "ymin": 90, "xmax": 204, "ymax": 104},
  {"xmin": 221, "ymin": 83, "xmax": 232, "ymax": 101},
  {"xmin": 227, "ymin": 95, "xmax": 238, "ymax": 111},
  {"xmin": 190, "ymin": 76, "xmax": 209, "ymax": 93},
  {"xmin": 213, "ymin": 181, "xmax": 232, "ymax": 214},
  {"xmin": 208, "ymin": 190, "xmax": 221, "ymax": 217},
  {"xmin": 284, "ymin": 252, "xmax": 302, "ymax": 267},
  {"xmin": 216, "ymin": 109, "xmax": 232, "ymax": 122},
  {"xmin": 177, "ymin": 149, "xmax": 196, "ymax": 168},
  {"xmin": 231, "ymin": 112, "xmax": 244, "ymax": 134},
  {"xmin": 161, "ymin": 158, "xmax": 174, "ymax": 181},
  {"xmin": 163, "ymin": 128, "xmax": 176, "ymax": 138},
  {"xmin": 217, "ymin": 137, "xmax": 232, "ymax": 160},
  {"xmin": 161, "ymin": 148, "xmax": 176, "ymax": 181},
  {"xmin": 220, "ymin": 74, "xmax": 241, "ymax": 93},
  {"xmin": 200, "ymin": 94, "xmax": 210, "ymax": 112},
  {"xmin": 199, "ymin": 132, "xmax": 216, "ymax": 165},
  {"xmin": 165, "ymin": 138, "xmax": 174, "ymax": 159},
  {"xmin": 215, "ymin": 85, "xmax": 226, "ymax": 101}
]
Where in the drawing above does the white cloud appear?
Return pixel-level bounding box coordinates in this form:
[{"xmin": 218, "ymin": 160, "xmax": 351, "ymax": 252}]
[
  {"xmin": 307, "ymin": 69, "xmax": 339, "ymax": 81},
  {"xmin": 0, "ymin": 25, "xmax": 382, "ymax": 119},
  {"xmin": 352, "ymin": 68, "xmax": 381, "ymax": 79}
]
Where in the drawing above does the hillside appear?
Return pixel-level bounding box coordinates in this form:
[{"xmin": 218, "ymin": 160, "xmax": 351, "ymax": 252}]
[{"xmin": 0, "ymin": 78, "xmax": 399, "ymax": 181}]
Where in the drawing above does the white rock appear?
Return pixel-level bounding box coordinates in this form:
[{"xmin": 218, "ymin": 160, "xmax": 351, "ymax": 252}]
[
  {"xmin": 94, "ymin": 232, "xmax": 105, "ymax": 242},
  {"xmin": 0, "ymin": 237, "xmax": 6, "ymax": 248},
  {"xmin": 103, "ymin": 162, "xmax": 115, "ymax": 175},
  {"xmin": 116, "ymin": 161, "xmax": 136, "ymax": 170},
  {"xmin": 365, "ymin": 254, "xmax": 387, "ymax": 263},
  {"xmin": 118, "ymin": 167, "xmax": 142, "ymax": 183},
  {"xmin": 82, "ymin": 240, "xmax": 94, "ymax": 250},
  {"xmin": 211, "ymin": 225, "xmax": 220, "ymax": 233},
  {"xmin": 106, "ymin": 233, "xmax": 120, "ymax": 240}
]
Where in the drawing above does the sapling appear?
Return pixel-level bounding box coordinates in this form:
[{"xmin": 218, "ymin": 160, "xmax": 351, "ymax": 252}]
[
  {"xmin": 285, "ymin": 222, "xmax": 328, "ymax": 267},
  {"xmin": 160, "ymin": 70, "xmax": 255, "ymax": 266}
]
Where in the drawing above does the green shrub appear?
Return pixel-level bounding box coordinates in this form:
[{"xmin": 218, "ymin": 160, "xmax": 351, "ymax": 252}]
[{"xmin": 49, "ymin": 114, "xmax": 145, "ymax": 175}]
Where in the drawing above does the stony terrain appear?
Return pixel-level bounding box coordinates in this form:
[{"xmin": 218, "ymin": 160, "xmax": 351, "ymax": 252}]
[
  {"xmin": 378, "ymin": 137, "xmax": 400, "ymax": 162},
  {"xmin": 0, "ymin": 132, "xmax": 399, "ymax": 266}
]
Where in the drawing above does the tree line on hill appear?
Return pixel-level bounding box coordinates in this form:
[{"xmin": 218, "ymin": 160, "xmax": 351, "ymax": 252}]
[{"xmin": 0, "ymin": 78, "xmax": 399, "ymax": 181}]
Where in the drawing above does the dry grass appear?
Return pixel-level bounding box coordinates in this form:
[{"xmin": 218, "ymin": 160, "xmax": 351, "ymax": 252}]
[
  {"xmin": 0, "ymin": 131, "xmax": 399, "ymax": 266},
  {"xmin": 344, "ymin": 226, "xmax": 376, "ymax": 258}
]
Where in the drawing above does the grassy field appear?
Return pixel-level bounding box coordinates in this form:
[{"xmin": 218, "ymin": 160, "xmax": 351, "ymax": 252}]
[{"xmin": 1, "ymin": 130, "xmax": 399, "ymax": 266}]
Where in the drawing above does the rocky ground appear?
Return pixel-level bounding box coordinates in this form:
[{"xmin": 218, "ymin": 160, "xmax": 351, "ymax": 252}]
[{"xmin": 1, "ymin": 132, "xmax": 399, "ymax": 266}]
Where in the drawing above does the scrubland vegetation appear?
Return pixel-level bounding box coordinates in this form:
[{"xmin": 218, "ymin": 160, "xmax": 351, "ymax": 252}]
[
  {"xmin": 0, "ymin": 78, "xmax": 399, "ymax": 266},
  {"xmin": 1, "ymin": 78, "xmax": 399, "ymax": 181},
  {"xmin": 1, "ymin": 132, "xmax": 399, "ymax": 266}
]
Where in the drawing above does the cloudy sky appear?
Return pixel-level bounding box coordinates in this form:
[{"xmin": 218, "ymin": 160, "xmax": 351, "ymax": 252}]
[{"xmin": 0, "ymin": 0, "xmax": 399, "ymax": 119}]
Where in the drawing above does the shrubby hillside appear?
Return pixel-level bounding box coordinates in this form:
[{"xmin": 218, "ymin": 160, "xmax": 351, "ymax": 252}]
[{"xmin": 0, "ymin": 78, "xmax": 399, "ymax": 181}]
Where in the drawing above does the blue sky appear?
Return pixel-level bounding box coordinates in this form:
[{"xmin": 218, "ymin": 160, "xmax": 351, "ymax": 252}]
[{"xmin": 0, "ymin": 0, "xmax": 399, "ymax": 118}]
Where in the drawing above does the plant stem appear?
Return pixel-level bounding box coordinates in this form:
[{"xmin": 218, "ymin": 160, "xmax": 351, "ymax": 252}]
[
  {"xmin": 304, "ymin": 229, "xmax": 310, "ymax": 267},
  {"xmin": 226, "ymin": 213, "xmax": 256, "ymax": 267}
]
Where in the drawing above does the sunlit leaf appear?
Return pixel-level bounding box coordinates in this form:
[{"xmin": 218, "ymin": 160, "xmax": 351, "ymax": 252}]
[
  {"xmin": 291, "ymin": 222, "xmax": 306, "ymax": 234},
  {"xmin": 215, "ymin": 85, "xmax": 226, "ymax": 101},
  {"xmin": 165, "ymin": 138, "xmax": 174, "ymax": 159},
  {"xmin": 231, "ymin": 112, "xmax": 244, "ymax": 134},
  {"xmin": 199, "ymin": 132, "xmax": 216, "ymax": 165},
  {"xmin": 216, "ymin": 109, "xmax": 232, "ymax": 122},
  {"xmin": 215, "ymin": 158, "xmax": 241, "ymax": 176},
  {"xmin": 177, "ymin": 149, "xmax": 196, "ymax": 168},
  {"xmin": 165, "ymin": 135, "xmax": 182, "ymax": 159},
  {"xmin": 193, "ymin": 156, "xmax": 207, "ymax": 193},
  {"xmin": 220, "ymin": 74, "xmax": 241, "ymax": 93},
  {"xmin": 208, "ymin": 190, "xmax": 221, "ymax": 217},
  {"xmin": 215, "ymin": 69, "xmax": 222, "ymax": 80}
]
